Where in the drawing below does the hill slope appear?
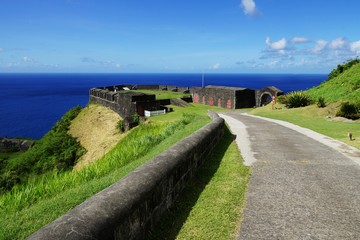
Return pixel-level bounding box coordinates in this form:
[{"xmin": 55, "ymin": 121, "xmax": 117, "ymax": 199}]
[
  {"xmin": 69, "ymin": 103, "xmax": 122, "ymax": 170},
  {"xmin": 306, "ymin": 62, "xmax": 360, "ymax": 103}
]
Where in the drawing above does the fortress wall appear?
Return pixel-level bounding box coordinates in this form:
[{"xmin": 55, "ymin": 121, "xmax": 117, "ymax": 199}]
[
  {"xmin": 157, "ymin": 85, "xmax": 190, "ymax": 93},
  {"xmin": 235, "ymin": 89, "xmax": 256, "ymax": 108},
  {"xmin": 89, "ymin": 89, "xmax": 137, "ymax": 118},
  {"xmin": 192, "ymin": 87, "xmax": 236, "ymax": 109},
  {"xmin": 28, "ymin": 111, "xmax": 224, "ymax": 240},
  {"xmin": 192, "ymin": 87, "xmax": 256, "ymax": 109},
  {"xmin": 89, "ymin": 95, "xmax": 123, "ymax": 115}
]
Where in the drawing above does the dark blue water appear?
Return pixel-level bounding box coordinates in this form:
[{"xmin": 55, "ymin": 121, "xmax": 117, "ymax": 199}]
[{"xmin": 0, "ymin": 73, "xmax": 326, "ymax": 139}]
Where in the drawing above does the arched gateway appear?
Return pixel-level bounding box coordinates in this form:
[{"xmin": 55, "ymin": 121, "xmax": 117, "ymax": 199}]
[{"xmin": 256, "ymin": 86, "xmax": 284, "ymax": 107}]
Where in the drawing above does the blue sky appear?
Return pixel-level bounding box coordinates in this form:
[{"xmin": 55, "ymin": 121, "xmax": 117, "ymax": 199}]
[{"xmin": 1, "ymin": 0, "xmax": 360, "ymax": 73}]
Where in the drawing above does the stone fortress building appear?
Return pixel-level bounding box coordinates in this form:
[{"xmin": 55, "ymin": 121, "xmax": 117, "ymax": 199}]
[{"xmin": 89, "ymin": 84, "xmax": 283, "ymax": 119}]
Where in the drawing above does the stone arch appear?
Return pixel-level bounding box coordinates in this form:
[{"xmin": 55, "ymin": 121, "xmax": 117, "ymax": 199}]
[
  {"xmin": 260, "ymin": 92, "xmax": 273, "ymax": 106},
  {"xmin": 256, "ymin": 86, "xmax": 284, "ymax": 107}
]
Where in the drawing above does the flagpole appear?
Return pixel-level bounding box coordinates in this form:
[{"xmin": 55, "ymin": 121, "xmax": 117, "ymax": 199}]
[{"xmin": 201, "ymin": 71, "xmax": 204, "ymax": 88}]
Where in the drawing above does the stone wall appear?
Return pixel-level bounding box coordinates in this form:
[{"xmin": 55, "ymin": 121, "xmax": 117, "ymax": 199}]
[
  {"xmin": 0, "ymin": 138, "xmax": 34, "ymax": 152},
  {"xmin": 134, "ymin": 85, "xmax": 190, "ymax": 93},
  {"xmin": 159, "ymin": 85, "xmax": 190, "ymax": 93},
  {"xmin": 235, "ymin": 89, "xmax": 256, "ymax": 108},
  {"xmin": 28, "ymin": 111, "xmax": 224, "ymax": 240},
  {"xmin": 89, "ymin": 89, "xmax": 158, "ymax": 118},
  {"xmin": 255, "ymin": 86, "xmax": 284, "ymax": 107},
  {"xmin": 192, "ymin": 86, "xmax": 256, "ymax": 109},
  {"xmin": 89, "ymin": 86, "xmax": 193, "ymax": 118}
]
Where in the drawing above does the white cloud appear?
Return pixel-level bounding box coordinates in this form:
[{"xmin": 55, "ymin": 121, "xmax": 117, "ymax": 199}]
[
  {"xmin": 81, "ymin": 57, "xmax": 122, "ymax": 68},
  {"xmin": 329, "ymin": 38, "xmax": 346, "ymax": 49},
  {"xmin": 241, "ymin": 0, "xmax": 258, "ymax": 16},
  {"xmin": 210, "ymin": 63, "xmax": 220, "ymax": 69},
  {"xmin": 350, "ymin": 40, "xmax": 360, "ymax": 53},
  {"xmin": 290, "ymin": 37, "xmax": 309, "ymax": 44},
  {"xmin": 278, "ymin": 49, "xmax": 286, "ymax": 55},
  {"xmin": 259, "ymin": 36, "xmax": 360, "ymax": 71},
  {"xmin": 268, "ymin": 60, "xmax": 279, "ymax": 66},
  {"xmin": 266, "ymin": 37, "xmax": 287, "ymax": 50},
  {"xmin": 312, "ymin": 40, "xmax": 327, "ymax": 53},
  {"xmin": 23, "ymin": 56, "xmax": 36, "ymax": 63}
]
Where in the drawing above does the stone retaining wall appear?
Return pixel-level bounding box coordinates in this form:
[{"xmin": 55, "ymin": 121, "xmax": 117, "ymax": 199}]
[{"xmin": 28, "ymin": 111, "xmax": 224, "ymax": 240}]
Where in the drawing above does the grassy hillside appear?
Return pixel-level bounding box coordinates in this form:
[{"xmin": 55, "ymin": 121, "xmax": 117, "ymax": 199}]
[
  {"xmin": 0, "ymin": 106, "xmax": 85, "ymax": 193},
  {"xmin": 69, "ymin": 103, "xmax": 122, "ymax": 170},
  {"xmin": 306, "ymin": 62, "xmax": 360, "ymax": 103},
  {"xmin": 251, "ymin": 61, "xmax": 360, "ymax": 150},
  {"xmin": 1, "ymin": 103, "xmax": 248, "ymax": 239}
]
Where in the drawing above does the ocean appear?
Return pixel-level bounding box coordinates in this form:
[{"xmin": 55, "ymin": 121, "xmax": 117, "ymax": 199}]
[{"xmin": 0, "ymin": 73, "xmax": 327, "ymax": 139}]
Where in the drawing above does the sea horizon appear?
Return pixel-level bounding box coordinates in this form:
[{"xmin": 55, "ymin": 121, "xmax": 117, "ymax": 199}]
[{"xmin": 0, "ymin": 73, "xmax": 327, "ymax": 139}]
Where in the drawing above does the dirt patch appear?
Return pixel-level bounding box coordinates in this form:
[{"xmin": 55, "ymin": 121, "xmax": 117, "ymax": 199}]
[
  {"xmin": 326, "ymin": 116, "xmax": 355, "ymax": 122},
  {"xmin": 69, "ymin": 103, "xmax": 122, "ymax": 170}
]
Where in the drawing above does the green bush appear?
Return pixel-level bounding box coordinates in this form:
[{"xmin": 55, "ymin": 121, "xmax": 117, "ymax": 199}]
[
  {"xmin": 132, "ymin": 113, "xmax": 140, "ymax": 125},
  {"xmin": 317, "ymin": 97, "xmax": 326, "ymax": 108},
  {"xmin": 117, "ymin": 113, "xmax": 142, "ymax": 133},
  {"xmin": 117, "ymin": 119, "xmax": 125, "ymax": 132},
  {"xmin": 276, "ymin": 95, "xmax": 286, "ymax": 104},
  {"xmin": 0, "ymin": 106, "xmax": 85, "ymax": 192},
  {"xmin": 283, "ymin": 91, "xmax": 312, "ymax": 108},
  {"xmin": 336, "ymin": 102, "xmax": 360, "ymax": 120}
]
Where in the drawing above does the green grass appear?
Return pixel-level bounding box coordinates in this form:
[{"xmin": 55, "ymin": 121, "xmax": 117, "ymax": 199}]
[
  {"xmin": 0, "ymin": 152, "xmax": 22, "ymax": 161},
  {"xmin": 148, "ymin": 126, "xmax": 250, "ymax": 240},
  {"xmin": 251, "ymin": 103, "xmax": 360, "ymax": 150},
  {"xmin": 129, "ymin": 89, "xmax": 191, "ymax": 100},
  {"xmin": 0, "ymin": 106, "xmax": 84, "ymax": 193},
  {"xmin": 306, "ymin": 62, "xmax": 360, "ymax": 103},
  {"xmin": 253, "ymin": 62, "xmax": 360, "ymax": 150},
  {"xmin": 0, "ymin": 104, "xmax": 213, "ymax": 240}
]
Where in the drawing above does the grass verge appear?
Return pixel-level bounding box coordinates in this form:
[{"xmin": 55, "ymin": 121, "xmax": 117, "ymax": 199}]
[
  {"xmin": 250, "ymin": 103, "xmax": 360, "ymax": 149},
  {"xmin": 148, "ymin": 126, "xmax": 250, "ymax": 239},
  {"xmin": 129, "ymin": 89, "xmax": 190, "ymax": 100}
]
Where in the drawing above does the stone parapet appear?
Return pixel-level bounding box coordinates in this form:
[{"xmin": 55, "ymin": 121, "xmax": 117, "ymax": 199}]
[{"xmin": 28, "ymin": 111, "xmax": 224, "ymax": 240}]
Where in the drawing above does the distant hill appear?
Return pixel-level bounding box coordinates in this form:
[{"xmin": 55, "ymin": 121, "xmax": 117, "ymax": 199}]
[{"xmin": 306, "ymin": 62, "xmax": 360, "ymax": 103}]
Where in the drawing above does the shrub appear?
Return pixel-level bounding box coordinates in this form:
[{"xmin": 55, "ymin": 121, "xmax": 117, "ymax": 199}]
[
  {"xmin": 276, "ymin": 95, "xmax": 286, "ymax": 104},
  {"xmin": 117, "ymin": 120, "xmax": 125, "ymax": 132},
  {"xmin": 117, "ymin": 113, "xmax": 142, "ymax": 133},
  {"xmin": 317, "ymin": 97, "xmax": 326, "ymax": 108},
  {"xmin": 283, "ymin": 91, "xmax": 312, "ymax": 108},
  {"xmin": 132, "ymin": 113, "xmax": 140, "ymax": 125},
  {"xmin": 336, "ymin": 102, "xmax": 360, "ymax": 120},
  {"xmin": 0, "ymin": 106, "xmax": 85, "ymax": 192}
]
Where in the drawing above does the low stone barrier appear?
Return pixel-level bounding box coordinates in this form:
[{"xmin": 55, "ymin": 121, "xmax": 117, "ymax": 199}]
[{"xmin": 28, "ymin": 111, "xmax": 224, "ymax": 240}]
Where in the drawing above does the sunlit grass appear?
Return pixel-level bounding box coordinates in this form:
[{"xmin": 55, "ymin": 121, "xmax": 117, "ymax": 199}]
[
  {"xmin": 0, "ymin": 105, "xmax": 211, "ymax": 239},
  {"xmin": 251, "ymin": 103, "xmax": 360, "ymax": 149},
  {"xmin": 129, "ymin": 89, "xmax": 190, "ymax": 100},
  {"xmin": 148, "ymin": 126, "xmax": 249, "ymax": 239},
  {"xmin": 306, "ymin": 63, "xmax": 360, "ymax": 103}
]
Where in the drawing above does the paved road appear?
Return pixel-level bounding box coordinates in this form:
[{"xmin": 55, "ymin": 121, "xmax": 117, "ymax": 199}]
[{"xmin": 220, "ymin": 112, "xmax": 360, "ymax": 240}]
